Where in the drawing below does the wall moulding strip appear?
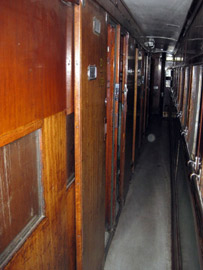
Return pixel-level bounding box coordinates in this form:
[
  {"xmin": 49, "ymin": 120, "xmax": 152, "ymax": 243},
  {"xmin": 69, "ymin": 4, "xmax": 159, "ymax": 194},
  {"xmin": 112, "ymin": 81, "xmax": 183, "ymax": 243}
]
[{"xmin": 0, "ymin": 120, "xmax": 43, "ymax": 148}]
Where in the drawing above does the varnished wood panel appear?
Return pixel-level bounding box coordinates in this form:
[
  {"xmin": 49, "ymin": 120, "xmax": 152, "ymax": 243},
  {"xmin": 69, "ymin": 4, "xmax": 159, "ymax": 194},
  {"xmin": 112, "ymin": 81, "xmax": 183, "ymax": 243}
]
[
  {"xmin": 138, "ymin": 51, "xmax": 145, "ymax": 148},
  {"xmin": 66, "ymin": 4, "xmax": 74, "ymax": 114},
  {"xmin": 105, "ymin": 25, "xmax": 114, "ymax": 229},
  {"xmin": 106, "ymin": 24, "xmax": 120, "ymax": 229},
  {"xmin": 0, "ymin": 0, "xmax": 68, "ymax": 135},
  {"xmin": 66, "ymin": 182, "xmax": 76, "ymax": 270},
  {"xmin": 112, "ymin": 25, "xmax": 121, "ymax": 224},
  {"xmin": 74, "ymin": 1, "xmax": 107, "ymax": 269},
  {"xmin": 132, "ymin": 48, "xmax": 138, "ymax": 172},
  {"xmin": 143, "ymin": 55, "xmax": 149, "ymax": 134},
  {"xmin": 119, "ymin": 33, "xmax": 129, "ymax": 204},
  {"xmin": 4, "ymin": 112, "xmax": 75, "ymax": 270},
  {"xmin": 123, "ymin": 36, "xmax": 135, "ymax": 197},
  {"xmin": 0, "ymin": 120, "xmax": 43, "ymax": 148},
  {"xmin": 181, "ymin": 67, "xmax": 191, "ymax": 129},
  {"xmin": 177, "ymin": 68, "xmax": 184, "ymax": 112}
]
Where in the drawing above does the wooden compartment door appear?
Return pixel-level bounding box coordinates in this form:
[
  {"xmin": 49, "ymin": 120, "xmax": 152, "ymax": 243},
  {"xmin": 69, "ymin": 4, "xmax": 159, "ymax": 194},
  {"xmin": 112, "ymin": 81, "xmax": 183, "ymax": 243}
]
[
  {"xmin": 138, "ymin": 51, "xmax": 145, "ymax": 148},
  {"xmin": 119, "ymin": 33, "xmax": 129, "ymax": 205},
  {"xmin": 105, "ymin": 24, "xmax": 121, "ymax": 230},
  {"xmin": 74, "ymin": 1, "xmax": 107, "ymax": 270},
  {"xmin": 132, "ymin": 48, "xmax": 139, "ymax": 172},
  {"xmin": 0, "ymin": 1, "xmax": 75, "ymax": 269}
]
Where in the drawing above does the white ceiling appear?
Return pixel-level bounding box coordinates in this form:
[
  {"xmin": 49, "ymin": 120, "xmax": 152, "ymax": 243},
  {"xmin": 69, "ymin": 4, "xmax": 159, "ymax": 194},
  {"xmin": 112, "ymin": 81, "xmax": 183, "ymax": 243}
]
[{"xmin": 123, "ymin": 0, "xmax": 193, "ymax": 52}]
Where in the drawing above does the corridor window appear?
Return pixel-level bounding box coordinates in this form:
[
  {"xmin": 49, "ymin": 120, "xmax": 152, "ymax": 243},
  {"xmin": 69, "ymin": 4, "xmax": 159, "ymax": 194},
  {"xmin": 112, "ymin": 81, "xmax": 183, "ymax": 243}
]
[
  {"xmin": 187, "ymin": 66, "xmax": 202, "ymax": 159},
  {"xmin": 0, "ymin": 130, "xmax": 43, "ymax": 266},
  {"xmin": 66, "ymin": 113, "xmax": 75, "ymax": 186},
  {"xmin": 181, "ymin": 67, "xmax": 191, "ymax": 128}
]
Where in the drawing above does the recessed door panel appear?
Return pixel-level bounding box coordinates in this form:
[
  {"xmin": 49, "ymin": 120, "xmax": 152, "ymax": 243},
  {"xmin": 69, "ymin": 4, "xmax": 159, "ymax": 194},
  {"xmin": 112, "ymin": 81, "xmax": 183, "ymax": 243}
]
[
  {"xmin": 119, "ymin": 33, "xmax": 129, "ymax": 204},
  {"xmin": 105, "ymin": 24, "xmax": 121, "ymax": 229},
  {"xmin": 74, "ymin": 1, "xmax": 107, "ymax": 269}
]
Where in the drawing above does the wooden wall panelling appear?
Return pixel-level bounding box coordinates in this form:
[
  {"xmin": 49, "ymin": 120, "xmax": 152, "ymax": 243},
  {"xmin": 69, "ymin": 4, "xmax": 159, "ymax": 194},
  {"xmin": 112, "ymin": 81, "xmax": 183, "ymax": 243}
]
[
  {"xmin": 176, "ymin": 68, "xmax": 181, "ymax": 109},
  {"xmin": 66, "ymin": 4, "xmax": 74, "ymax": 114},
  {"xmin": 74, "ymin": 1, "xmax": 107, "ymax": 270},
  {"xmin": 179, "ymin": 68, "xmax": 185, "ymax": 113},
  {"xmin": 123, "ymin": 36, "xmax": 135, "ymax": 199},
  {"xmin": 4, "ymin": 112, "xmax": 75, "ymax": 270},
  {"xmin": 177, "ymin": 68, "xmax": 182, "ymax": 111},
  {"xmin": 181, "ymin": 67, "xmax": 190, "ymax": 128},
  {"xmin": 0, "ymin": 0, "xmax": 76, "ymax": 269},
  {"xmin": 112, "ymin": 25, "xmax": 121, "ymax": 224},
  {"xmin": 132, "ymin": 48, "xmax": 139, "ymax": 172},
  {"xmin": 105, "ymin": 24, "xmax": 121, "ymax": 229},
  {"xmin": 119, "ymin": 33, "xmax": 129, "ymax": 205},
  {"xmin": 143, "ymin": 54, "xmax": 149, "ymax": 135},
  {"xmin": 186, "ymin": 67, "xmax": 193, "ymax": 131},
  {"xmin": 105, "ymin": 24, "xmax": 115, "ymax": 229},
  {"xmin": 0, "ymin": 0, "xmax": 67, "ymax": 135},
  {"xmin": 66, "ymin": 182, "xmax": 76, "ymax": 270},
  {"xmin": 145, "ymin": 56, "xmax": 151, "ymax": 128},
  {"xmin": 138, "ymin": 51, "xmax": 145, "ymax": 148}
]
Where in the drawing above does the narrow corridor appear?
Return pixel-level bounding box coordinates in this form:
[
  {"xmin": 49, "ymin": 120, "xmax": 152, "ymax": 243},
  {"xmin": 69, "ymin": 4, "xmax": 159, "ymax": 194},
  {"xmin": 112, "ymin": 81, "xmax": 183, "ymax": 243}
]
[{"xmin": 105, "ymin": 118, "xmax": 172, "ymax": 270}]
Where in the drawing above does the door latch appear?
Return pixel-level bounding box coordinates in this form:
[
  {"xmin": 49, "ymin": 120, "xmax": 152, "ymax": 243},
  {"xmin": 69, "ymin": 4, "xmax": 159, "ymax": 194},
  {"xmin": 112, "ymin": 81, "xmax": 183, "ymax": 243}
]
[
  {"xmin": 181, "ymin": 127, "xmax": 188, "ymax": 136},
  {"xmin": 115, "ymin": 84, "xmax": 119, "ymax": 101},
  {"xmin": 177, "ymin": 111, "xmax": 182, "ymax": 119},
  {"xmin": 190, "ymin": 172, "xmax": 201, "ymax": 182},
  {"xmin": 123, "ymin": 84, "xmax": 128, "ymax": 94},
  {"xmin": 188, "ymin": 156, "xmax": 201, "ymax": 171}
]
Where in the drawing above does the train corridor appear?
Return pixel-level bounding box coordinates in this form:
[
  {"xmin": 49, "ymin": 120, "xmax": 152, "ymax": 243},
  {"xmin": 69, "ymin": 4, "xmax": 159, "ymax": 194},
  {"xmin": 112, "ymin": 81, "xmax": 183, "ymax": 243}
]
[
  {"xmin": 104, "ymin": 117, "xmax": 171, "ymax": 269},
  {"xmin": 1, "ymin": 1, "xmax": 203, "ymax": 269},
  {"xmin": 104, "ymin": 116, "xmax": 201, "ymax": 270}
]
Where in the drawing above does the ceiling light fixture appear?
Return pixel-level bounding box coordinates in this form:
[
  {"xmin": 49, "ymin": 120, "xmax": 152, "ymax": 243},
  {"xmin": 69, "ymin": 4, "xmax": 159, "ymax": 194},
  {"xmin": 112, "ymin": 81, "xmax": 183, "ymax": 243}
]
[{"xmin": 144, "ymin": 38, "xmax": 155, "ymax": 50}]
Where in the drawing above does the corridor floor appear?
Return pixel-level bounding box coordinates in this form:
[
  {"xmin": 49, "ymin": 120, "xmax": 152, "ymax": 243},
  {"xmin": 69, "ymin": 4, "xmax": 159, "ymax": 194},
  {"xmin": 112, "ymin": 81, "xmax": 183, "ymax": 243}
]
[{"xmin": 104, "ymin": 118, "xmax": 172, "ymax": 270}]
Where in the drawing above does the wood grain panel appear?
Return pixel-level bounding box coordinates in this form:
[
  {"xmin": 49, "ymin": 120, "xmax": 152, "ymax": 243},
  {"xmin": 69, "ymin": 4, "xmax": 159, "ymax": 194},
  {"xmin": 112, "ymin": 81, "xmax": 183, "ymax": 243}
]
[
  {"xmin": 181, "ymin": 67, "xmax": 191, "ymax": 129},
  {"xmin": 74, "ymin": 1, "xmax": 107, "ymax": 269},
  {"xmin": 0, "ymin": 120, "xmax": 43, "ymax": 148},
  {"xmin": 66, "ymin": 182, "xmax": 76, "ymax": 270},
  {"xmin": 66, "ymin": 113, "xmax": 75, "ymax": 183},
  {"xmin": 138, "ymin": 51, "xmax": 145, "ymax": 148},
  {"xmin": 105, "ymin": 25, "xmax": 115, "ymax": 229},
  {"xmin": 143, "ymin": 54, "xmax": 149, "ymax": 134},
  {"xmin": 66, "ymin": 4, "xmax": 74, "ymax": 114},
  {"xmin": 0, "ymin": 0, "xmax": 69, "ymax": 135},
  {"xmin": 112, "ymin": 25, "xmax": 121, "ymax": 223},
  {"xmin": 119, "ymin": 33, "xmax": 129, "ymax": 205},
  {"xmin": 132, "ymin": 48, "xmax": 138, "ymax": 172},
  {"xmin": 105, "ymin": 24, "xmax": 121, "ymax": 229},
  {"xmin": 4, "ymin": 112, "xmax": 75, "ymax": 270}
]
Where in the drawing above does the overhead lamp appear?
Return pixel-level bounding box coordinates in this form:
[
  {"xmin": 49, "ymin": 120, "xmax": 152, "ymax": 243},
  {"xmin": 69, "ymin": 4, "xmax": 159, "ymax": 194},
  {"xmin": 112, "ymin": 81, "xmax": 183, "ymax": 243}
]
[{"xmin": 144, "ymin": 38, "xmax": 155, "ymax": 49}]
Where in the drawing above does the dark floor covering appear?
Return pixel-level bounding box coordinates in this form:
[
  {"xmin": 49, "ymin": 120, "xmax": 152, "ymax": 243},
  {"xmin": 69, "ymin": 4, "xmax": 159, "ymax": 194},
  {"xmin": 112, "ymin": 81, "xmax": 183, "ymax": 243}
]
[{"xmin": 105, "ymin": 117, "xmax": 172, "ymax": 270}]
